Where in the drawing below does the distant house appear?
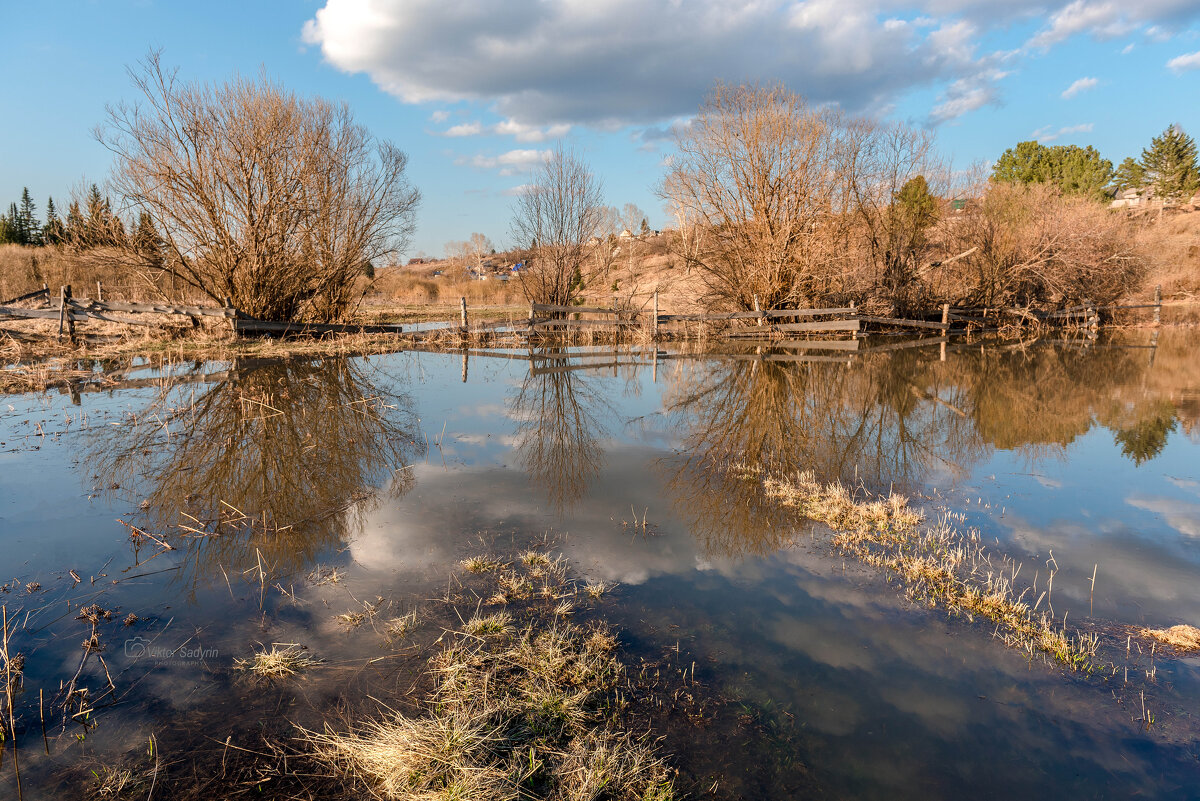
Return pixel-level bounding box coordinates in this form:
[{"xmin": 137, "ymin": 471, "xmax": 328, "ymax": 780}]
[
  {"xmin": 1110, "ymin": 187, "xmax": 1148, "ymax": 209},
  {"xmin": 618, "ymin": 229, "xmax": 634, "ymax": 239}
]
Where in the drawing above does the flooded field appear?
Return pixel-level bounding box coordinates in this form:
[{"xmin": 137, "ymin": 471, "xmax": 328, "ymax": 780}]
[{"xmin": 2, "ymin": 330, "xmax": 1200, "ymax": 799}]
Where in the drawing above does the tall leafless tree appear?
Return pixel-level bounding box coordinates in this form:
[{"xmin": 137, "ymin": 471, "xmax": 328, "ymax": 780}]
[
  {"xmin": 510, "ymin": 145, "xmax": 603, "ymax": 307},
  {"xmin": 659, "ymin": 83, "xmax": 851, "ymax": 311},
  {"xmin": 98, "ymin": 52, "xmax": 420, "ymax": 321}
]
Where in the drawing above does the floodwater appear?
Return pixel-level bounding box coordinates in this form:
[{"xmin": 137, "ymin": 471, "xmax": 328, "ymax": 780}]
[{"xmin": 2, "ymin": 329, "xmax": 1200, "ymax": 799}]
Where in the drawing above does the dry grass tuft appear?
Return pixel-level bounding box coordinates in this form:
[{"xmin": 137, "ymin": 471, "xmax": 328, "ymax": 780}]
[
  {"xmin": 301, "ymin": 573, "xmax": 674, "ymax": 801},
  {"xmin": 1143, "ymin": 624, "xmax": 1200, "ymax": 651},
  {"xmin": 460, "ymin": 555, "xmax": 504, "ymax": 574},
  {"xmin": 463, "ymin": 611, "xmax": 514, "ymax": 637},
  {"xmin": 386, "ymin": 611, "xmax": 420, "ymax": 640},
  {"xmin": 234, "ymin": 643, "xmax": 322, "ymax": 678},
  {"xmin": 762, "ymin": 470, "xmax": 1099, "ymax": 671},
  {"xmin": 584, "ymin": 580, "xmax": 613, "ymax": 600}
]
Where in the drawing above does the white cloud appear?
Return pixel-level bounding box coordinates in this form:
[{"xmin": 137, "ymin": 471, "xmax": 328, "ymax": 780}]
[
  {"xmin": 1031, "ymin": 122, "xmax": 1094, "ymax": 142},
  {"xmin": 302, "ymin": 0, "xmax": 1007, "ymax": 129},
  {"xmin": 928, "ymin": 76, "xmax": 1000, "ymax": 123},
  {"xmin": 456, "ymin": 149, "xmax": 550, "ymax": 176},
  {"xmin": 1061, "ymin": 76, "xmax": 1099, "ymax": 98},
  {"xmin": 443, "ymin": 121, "xmax": 483, "ymax": 137},
  {"xmin": 429, "ymin": 109, "xmax": 450, "ymax": 123},
  {"xmin": 1167, "ymin": 50, "xmax": 1200, "ymax": 73},
  {"xmin": 436, "ymin": 119, "xmax": 572, "ymax": 143},
  {"xmin": 1027, "ymin": 0, "xmax": 1200, "ymax": 50},
  {"xmin": 302, "ymin": 1, "xmax": 1200, "ymax": 133}
]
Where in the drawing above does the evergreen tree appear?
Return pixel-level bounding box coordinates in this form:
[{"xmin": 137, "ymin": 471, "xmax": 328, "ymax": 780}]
[
  {"xmin": 65, "ymin": 200, "xmax": 86, "ymax": 245},
  {"xmin": 992, "ymin": 140, "xmax": 1114, "ymax": 201},
  {"xmin": 18, "ymin": 187, "xmax": 40, "ymax": 245},
  {"xmin": 133, "ymin": 211, "xmax": 164, "ymax": 266},
  {"xmin": 1140, "ymin": 124, "xmax": 1199, "ymax": 204},
  {"xmin": 43, "ymin": 197, "xmax": 64, "ymax": 245},
  {"xmin": 0, "ymin": 208, "xmax": 15, "ymax": 244},
  {"xmin": 1113, "ymin": 157, "xmax": 1145, "ymax": 192},
  {"xmin": 7, "ymin": 202, "xmax": 25, "ymax": 245}
]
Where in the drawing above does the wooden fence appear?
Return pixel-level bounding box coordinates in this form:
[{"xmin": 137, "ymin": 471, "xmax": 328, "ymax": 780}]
[{"xmin": 0, "ymin": 282, "xmax": 1179, "ymax": 345}]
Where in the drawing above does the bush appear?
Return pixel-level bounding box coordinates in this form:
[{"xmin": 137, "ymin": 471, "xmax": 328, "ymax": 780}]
[{"xmin": 940, "ymin": 183, "xmax": 1144, "ymax": 308}]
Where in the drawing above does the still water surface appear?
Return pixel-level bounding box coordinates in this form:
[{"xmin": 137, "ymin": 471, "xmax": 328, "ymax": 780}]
[{"xmin": 2, "ymin": 330, "xmax": 1199, "ymax": 798}]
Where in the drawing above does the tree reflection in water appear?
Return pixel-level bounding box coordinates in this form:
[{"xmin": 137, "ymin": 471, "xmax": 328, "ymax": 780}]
[
  {"xmin": 509, "ymin": 353, "xmax": 614, "ymax": 513},
  {"xmin": 84, "ymin": 358, "xmax": 424, "ymax": 592}
]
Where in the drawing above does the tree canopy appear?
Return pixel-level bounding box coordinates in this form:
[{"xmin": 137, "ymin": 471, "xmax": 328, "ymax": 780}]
[
  {"xmin": 991, "ymin": 141, "xmax": 1114, "ymax": 201},
  {"xmin": 1140, "ymin": 125, "xmax": 1198, "ymax": 204}
]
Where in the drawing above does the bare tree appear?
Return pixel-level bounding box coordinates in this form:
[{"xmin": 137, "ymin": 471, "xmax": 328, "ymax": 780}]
[
  {"xmin": 467, "ymin": 232, "xmax": 494, "ymax": 272},
  {"xmin": 510, "ymin": 145, "xmax": 603, "ymax": 307},
  {"xmin": 98, "ymin": 52, "xmax": 420, "ymax": 321},
  {"xmin": 658, "ymin": 83, "xmax": 850, "ymax": 311},
  {"xmin": 843, "ymin": 121, "xmax": 945, "ymax": 314}
]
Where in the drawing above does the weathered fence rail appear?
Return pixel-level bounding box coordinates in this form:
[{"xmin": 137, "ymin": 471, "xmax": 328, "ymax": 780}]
[{"xmin": 1, "ymin": 282, "xmax": 1185, "ymax": 347}]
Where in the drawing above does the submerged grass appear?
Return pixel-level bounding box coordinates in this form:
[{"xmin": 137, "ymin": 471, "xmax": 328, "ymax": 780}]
[
  {"xmin": 300, "ymin": 568, "xmax": 675, "ymax": 801},
  {"xmin": 1143, "ymin": 625, "xmax": 1200, "ymax": 651},
  {"xmin": 760, "ymin": 470, "xmax": 1101, "ymax": 671},
  {"xmin": 234, "ymin": 643, "xmax": 322, "ymax": 678}
]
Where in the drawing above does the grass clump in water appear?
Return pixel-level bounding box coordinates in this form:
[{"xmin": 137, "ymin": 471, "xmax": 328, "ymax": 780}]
[
  {"xmin": 301, "ymin": 608, "xmax": 674, "ymax": 800},
  {"xmin": 1143, "ymin": 624, "xmax": 1200, "ymax": 651},
  {"xmin": 386, "ymin": 611, "xmax": 420, "ymax": 640},
  {"xmin": 463, "ymin": 611, "xmax": 514, "ymax": 637},
  {"xmin": 234, "ymin": 643, "xmax": 322, "ymax": 678},
  {"xmin": 461, "ymin": 555, "xmax": 503, "ymax": 573},
  {"xmin": 762, "ymin": 471, "xmax": 1100, "ymax": 672}
]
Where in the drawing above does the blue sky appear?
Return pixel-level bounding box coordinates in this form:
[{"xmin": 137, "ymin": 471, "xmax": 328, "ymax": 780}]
[{"xmin": 1, "ymin": 0, "xmax": 1197, "ymax": 257}]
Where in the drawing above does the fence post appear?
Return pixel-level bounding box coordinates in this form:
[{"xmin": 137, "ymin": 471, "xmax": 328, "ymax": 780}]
[
  {"xmin": 652, "ymin": 291, "xmax": 659, "ymax": 341},
  {"xmin": 753, "ymin": 294, "xmax": 763, "ymax": 327},
  {"xmin": 41, "ymin": 282, "xmax": 48, "ymax": 306},
  {"xmin": 459, "ymin": 296, "xmax": 468, "ymax": 332},
  {"xmin": 224, "ymin": 296, "xmax": 236, "ymax": 335},
  {"xmin": 1154, "ymin": 284, "xmax": 1162, "ymax": 325},
  {"xmin": 57, "ymin": 285, "xmax": 67, "ymax": 341},
  {"xmin": 96, "ymin": 281, "xmax": 103, "ymax": 302},
  {"xmin": 64, "ymin": 285, "xmax": 75, "ymax": 342},
  {"xmin": 849, "ymin": 300, "xmax": 857, "ymax": 340},
  {"xmin": 941, "ymin": 303, "xmax": 950, "ymax": 329}
]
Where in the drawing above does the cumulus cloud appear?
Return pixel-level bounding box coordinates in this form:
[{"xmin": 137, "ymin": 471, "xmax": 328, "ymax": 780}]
[
  {"xmin": 438, "ymin": 120, "xmax": 571, "ymax": 143},
  {"xmin": 302, "ymin": 0, "xmax": 1000, "ymax": 129},
  {"xmin": 928, "ymin": 76, "xmax": 1001, "ymax": 123},
  {"xmin": 302, "ymin": 1, "xmax": 1200, "ymax": 133},
  {"xmin": 1167, "ymin": 50, "xmax": 1200, "ymax": 73},
  {"xmin": 1032, "ymin": 122, "xmax": 1094, "ymax": 142},
  {"xmin": 1027, "ymin": 0, "xmax": 1200, "ymax": 50},
  {"xmin": 1061, "ymin": 76, "xmax": 1099, "ymax": 98},
  {"xmin": 456, "ymin": 148, "xmax": 550, "ymax": 176}
]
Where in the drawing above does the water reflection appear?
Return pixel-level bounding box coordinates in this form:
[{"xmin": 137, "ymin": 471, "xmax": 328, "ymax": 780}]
[
  {"xmin": 510, "ymin": 354, "xmax": 614, "ymax": 512},
  {"xmin": 83, "ymin": 358, "xmax": 424, "ymax": 591},
  {"xmin": 660, "ymin": 351, "xmax": 983, "ymax": 555}
]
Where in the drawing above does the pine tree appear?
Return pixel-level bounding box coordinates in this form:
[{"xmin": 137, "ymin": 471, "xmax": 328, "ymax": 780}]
[
  {"xmin": 1113, "ymin": 157, "xmax": 1145, "ymax": 192},
  {"xmin": 43, "ymin": 197, "xmax": 64, "ymax": 245},
  {"xmin": 1140, "ymin": 125, "xmax": 1199, "ymax": 204},
  {"xmin": 0, "ymin": 209, "xmax": 15, "ymax": 244},
  {"xmin": 133, "ymin": 211, "xmax": 164, "ymax": 267},
  {"xmin": 65, "ymin": 201, "xmax": 86, "ymax": 245},
  {"xmin": 18, "ymin": 188, "xmax": 41, "ymax": 245},
  {"xmin": 992, "ymin": 141, "xmax": 1113, "ymax": 201}
]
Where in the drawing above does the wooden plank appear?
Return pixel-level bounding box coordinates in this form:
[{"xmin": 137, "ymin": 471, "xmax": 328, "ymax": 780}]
[
  {"xmin": 770, "ymin": 338, "xmax": 861, "ymax": 351},
  {"xmin": 768, "ymin": 318, "xmax": 860, "ymax": 333},
  {"xmin": 70, "ymin": 299, "xmax": 236, "ymax": 318},
  {"xmin": 0, "ymin": 287, "xmax": 50, "ymax": 305},
  {"xmin": 531, "ymin": 302, "xmax": 624, "ymax": 315},
  {"xmin": 858, "ymin": 336, "xmax": 948, "ymax": 354},
  {"xmin": 233, "ymin": 319, "xmax": 406, "ymax": 335},
  {"xmin": 0, "ymin": 306, "xmax": 79, "ymax": 320},
  {"xmin": 856, "ymin": 315, "xmax": 948, "ymax": 331},
  {"xmin": 531, "ymin": 319, "xmax": 640, "ymax": 329},
  {"xmin": 659, "ymin": 306, "xmax": 853, "ymax": 322}
]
